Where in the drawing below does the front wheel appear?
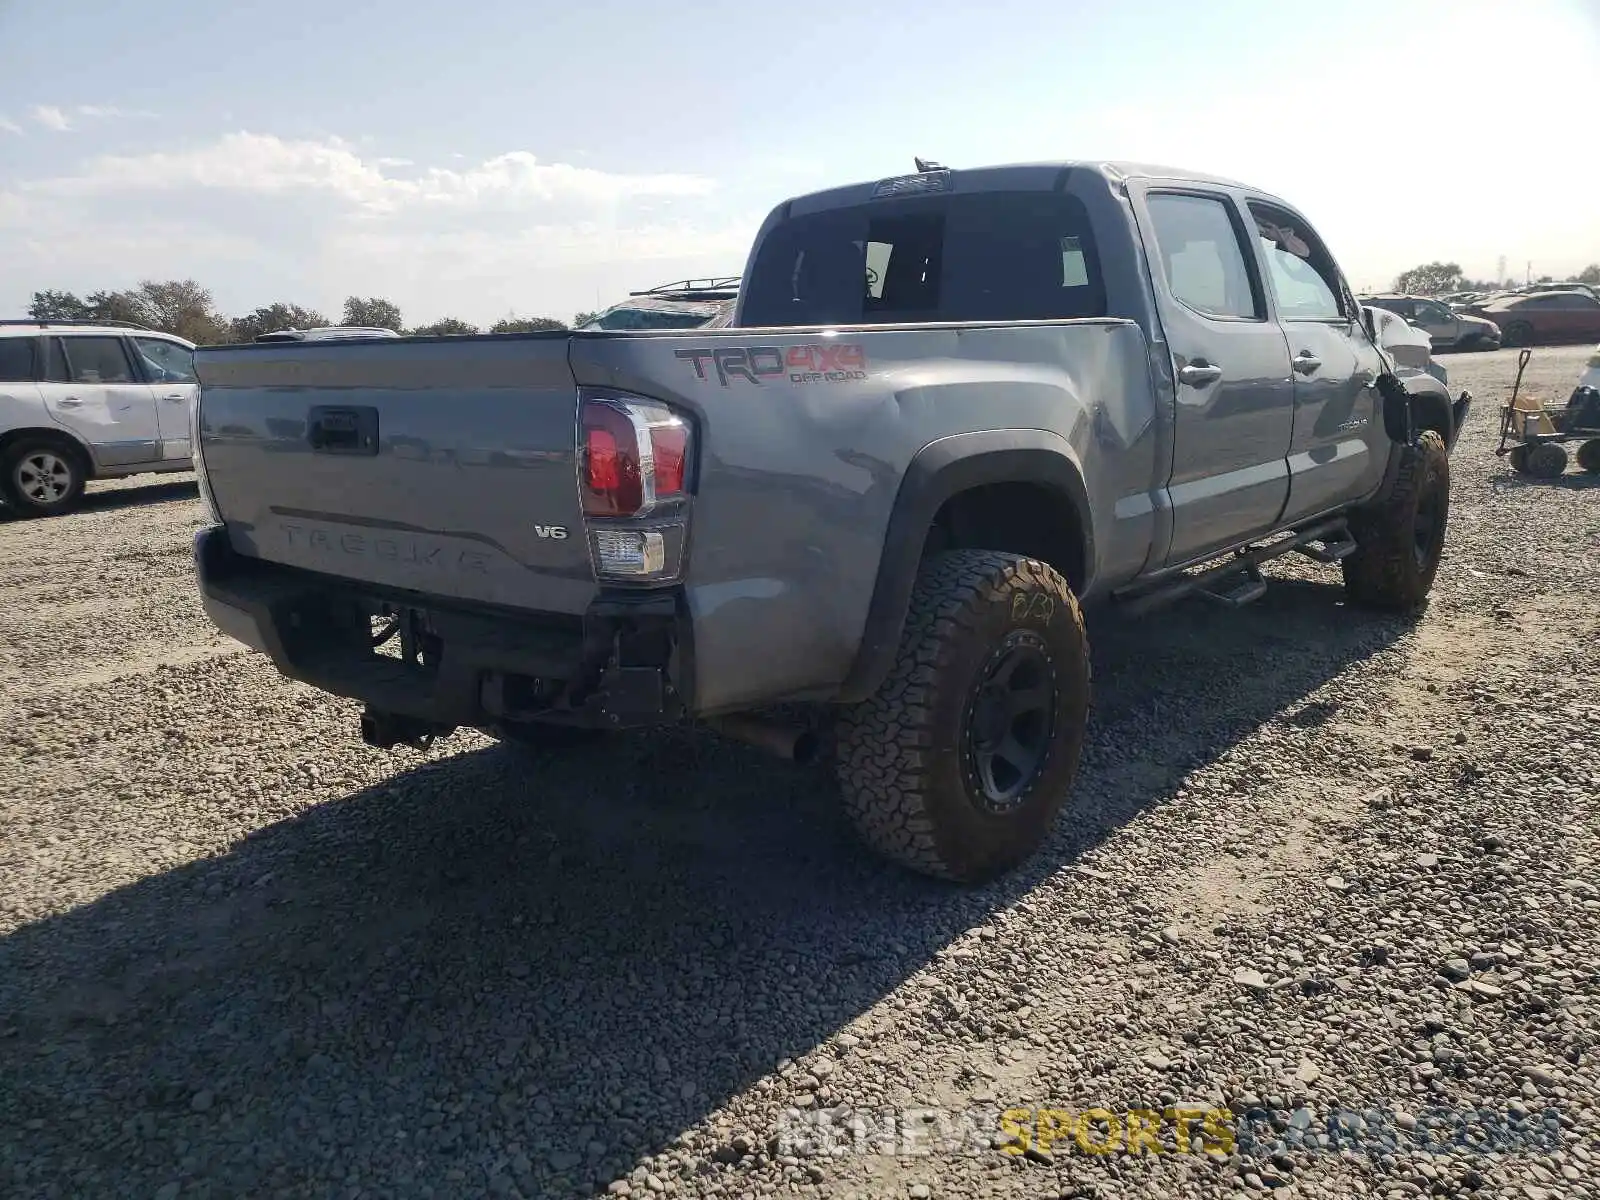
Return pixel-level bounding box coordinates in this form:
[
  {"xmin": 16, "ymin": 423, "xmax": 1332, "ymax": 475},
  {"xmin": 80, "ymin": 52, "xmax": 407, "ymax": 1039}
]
[
  {"xmin": 1342, "ymin": 430, "xmax": 1450, "ymax": 614},
  {"xmin": 834, "ymin": 550, "xmax": 1091, "ymax": 883},
  {"xmin": 1, "ymin": 440, "xmax": 86, "ymax": 517}
]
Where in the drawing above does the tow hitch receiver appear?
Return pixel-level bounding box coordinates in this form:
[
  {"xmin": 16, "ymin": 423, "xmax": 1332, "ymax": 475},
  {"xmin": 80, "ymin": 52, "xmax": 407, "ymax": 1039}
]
[{"xmin": 360, "ymin": 708, "xmax": 455, "ymax": 751}]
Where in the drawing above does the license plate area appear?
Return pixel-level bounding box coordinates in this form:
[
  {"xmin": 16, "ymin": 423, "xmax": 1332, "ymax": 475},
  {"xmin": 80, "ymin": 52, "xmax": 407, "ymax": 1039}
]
[{"xmin": 307, "ymin": 405, "xmax": 379, "ymax": 456}]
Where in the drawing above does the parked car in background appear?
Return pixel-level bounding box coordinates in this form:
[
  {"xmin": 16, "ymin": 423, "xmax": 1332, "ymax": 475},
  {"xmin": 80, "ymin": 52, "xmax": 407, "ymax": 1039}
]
[
  {"xmin": 0, "ymin": 320, "xmax": 198, "ymax": 516},
  {"xmin": 1360, "ymin": 293, "xmax": 1501, "ymax": 351},
  {"xmin": 254, "ymin": 326, "xmax": 402, "ymax": 343},
  {"xmin": 1463, "ymin": 290, "xmax": 1600, "ymax": 347},
  {"xmin": 576, "ymin": 278, "xmax": 739, "ymax": 331}
]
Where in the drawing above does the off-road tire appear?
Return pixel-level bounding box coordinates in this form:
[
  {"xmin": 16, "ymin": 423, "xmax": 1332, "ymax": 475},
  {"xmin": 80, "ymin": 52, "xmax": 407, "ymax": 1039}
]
[
  {"xmin": 834, "ymin": 550, "xmax": 1091, "ymax": 884},
  {"xmin": 1525, "ymin": 442, "xmax": 1568, "ymax": 479},
  {"xmin": 1508, "ymin": 445, "xmax": 1531, "ymax": 475},
  {"xmin": 1577, "ymin": 439, "xmax": 1600, "ymax": 474},
  {"xmin": 1342, "ymin": 430, "xmax": 1450, "ymax": 614},
  {"xmin": 1, "ymin": 438, "xmax": 87, "ymax": 517}
]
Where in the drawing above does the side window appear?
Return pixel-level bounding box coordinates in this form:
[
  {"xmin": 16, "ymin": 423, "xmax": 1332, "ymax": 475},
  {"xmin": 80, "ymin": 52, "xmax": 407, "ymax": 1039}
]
[
  {"xmin": 1417, "ymin": 301, "xmax": 1452, "ymax": 323},
  {"xmin": 1248, "ymin": 203, "xmax": 1346, "ymax": 320},
  {"xmin": 1145, "ymin": 193, "xmax": 1262, "ymax": 320},
  {"xmin": 57, "ymin": 336, "xmax": 136, "ymax": 384},
  {"xmin": 134, "ymin": 337, "xmax": 198, "ymax": 382},
  {"xmin": 0, "ymin": 338, "xmax": 36, "ymax": 383}
]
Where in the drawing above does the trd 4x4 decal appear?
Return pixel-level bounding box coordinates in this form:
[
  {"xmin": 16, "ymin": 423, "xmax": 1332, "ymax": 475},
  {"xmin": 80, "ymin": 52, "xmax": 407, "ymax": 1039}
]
[{"xmin": 675, "ymin": 344, "xmax": 868, "ymax": 386}]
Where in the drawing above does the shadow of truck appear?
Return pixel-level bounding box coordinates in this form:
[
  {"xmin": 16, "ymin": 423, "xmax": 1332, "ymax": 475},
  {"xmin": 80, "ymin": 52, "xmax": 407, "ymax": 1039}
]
[{"xmin": 0, "ymin": 578, "xmax": 1408, "ymax": 1197}]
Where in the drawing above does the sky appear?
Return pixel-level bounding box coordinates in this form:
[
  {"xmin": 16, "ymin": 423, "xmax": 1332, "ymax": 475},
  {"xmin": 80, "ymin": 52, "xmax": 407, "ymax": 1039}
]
[{"xmin": 2, "ymin": 0, "xmax": 1598, "ymax": 328}]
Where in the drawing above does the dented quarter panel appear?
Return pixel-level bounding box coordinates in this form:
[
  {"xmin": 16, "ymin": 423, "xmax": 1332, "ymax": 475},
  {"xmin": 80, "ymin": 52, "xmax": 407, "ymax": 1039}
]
[{"xmin": 569, "ymin": 319, "xmax": 1164, "ymax": 713}]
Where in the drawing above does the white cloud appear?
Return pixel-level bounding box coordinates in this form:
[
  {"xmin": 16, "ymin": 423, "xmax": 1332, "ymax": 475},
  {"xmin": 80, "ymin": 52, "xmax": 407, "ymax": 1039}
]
[
  {"xmin": 30, "ymin": 105, "xmax": 72, "ymax": 132},
  {"xmin": 75, "ymin": 104, "xmax": 156, "ymax": 120},
  {"xmin": 32, "ymin": 132, "xmax": 716, "ymax": 215},
  {"xmin": 1, "ymin": 131, "xmax": 746, "ymax": 325},
  {"xmin": 0, "ymin": 116, "xmax": 21, "ymax": 135},
  {"xmin": 25, "ymin": 103, "xmax": 158, "ymax": 132}
]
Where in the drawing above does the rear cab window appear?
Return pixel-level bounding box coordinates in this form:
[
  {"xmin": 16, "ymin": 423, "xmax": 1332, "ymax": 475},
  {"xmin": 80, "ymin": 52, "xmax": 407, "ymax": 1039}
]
[{"xmin": 740, "ymin": 188, "xmax": 1108, "ymax": 327}]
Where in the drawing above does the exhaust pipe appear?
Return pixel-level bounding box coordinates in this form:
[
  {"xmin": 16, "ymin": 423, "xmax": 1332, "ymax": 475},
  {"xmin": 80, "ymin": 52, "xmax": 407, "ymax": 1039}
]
[{"xmin": 706, "ymin": 714, "xmax": 819, "ymax": 764}]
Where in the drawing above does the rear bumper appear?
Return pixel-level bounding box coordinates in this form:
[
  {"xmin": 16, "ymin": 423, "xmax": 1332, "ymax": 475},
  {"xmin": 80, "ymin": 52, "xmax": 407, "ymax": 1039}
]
[{"xmin": 194, "ymin": 525, "xmax": 692, "ymax": 731}]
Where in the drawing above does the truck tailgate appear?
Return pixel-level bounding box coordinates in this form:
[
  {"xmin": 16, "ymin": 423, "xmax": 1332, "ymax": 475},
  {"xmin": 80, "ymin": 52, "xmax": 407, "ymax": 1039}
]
[{"xmin": 194, "ymin": 335, "xmax": 596, "ymax": 615}]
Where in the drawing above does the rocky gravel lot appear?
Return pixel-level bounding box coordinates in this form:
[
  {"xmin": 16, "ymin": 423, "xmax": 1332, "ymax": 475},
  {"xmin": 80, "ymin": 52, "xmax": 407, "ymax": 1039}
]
[{"xmin": 2, "ymin": 346, "xmax": 1597, "ymax": 1200}]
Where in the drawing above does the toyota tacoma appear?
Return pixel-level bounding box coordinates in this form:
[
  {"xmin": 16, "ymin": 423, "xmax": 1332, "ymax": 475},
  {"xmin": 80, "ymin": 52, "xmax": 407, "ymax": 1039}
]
[{"xmin": 191, "ymin": 160, "xmax": 1469, "ymax": 882}]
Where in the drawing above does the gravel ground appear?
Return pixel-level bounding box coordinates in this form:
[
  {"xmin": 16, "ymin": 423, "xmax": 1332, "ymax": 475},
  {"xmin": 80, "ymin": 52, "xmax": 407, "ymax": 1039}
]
[{"xmin": 1, "ymin": 346, "xmax": 1597, "ymax": 1200}]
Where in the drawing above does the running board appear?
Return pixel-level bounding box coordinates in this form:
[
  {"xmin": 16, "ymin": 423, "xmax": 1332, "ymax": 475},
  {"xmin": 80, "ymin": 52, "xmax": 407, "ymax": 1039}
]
[
  {"xmin": 1115, "ymin": 517, "xmax": 1351, "ymax": 618},
  {"xmin": 1295, "ymin": 534, "xmax": 1359, "ymax": 564},
  {"xmin": 1197, "ymin": 565, "xmax": 1267, "ymax": 608}
]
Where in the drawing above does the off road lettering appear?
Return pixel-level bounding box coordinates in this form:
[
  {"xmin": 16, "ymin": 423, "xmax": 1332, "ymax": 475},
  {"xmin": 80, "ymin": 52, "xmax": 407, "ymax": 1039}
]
[{"xmin": 678, "ymin": 343, "xmax": 868, "ymax": 386}]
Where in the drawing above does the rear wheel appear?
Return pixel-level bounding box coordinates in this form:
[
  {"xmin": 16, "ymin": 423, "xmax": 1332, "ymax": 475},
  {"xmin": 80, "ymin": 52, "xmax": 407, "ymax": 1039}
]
[
  {"xmin": 1, "ymin": 439, "xmax": 86, "ymax": 517},
  {"xmin": 834, "ymin": 549, "xmax": 1091, "ymax": 883},
  {"xmin": 1576, "ymin": 439, "xmax": 1600, "ymax": 474},
  {"xmin": 1343, "ymin": 430, "xmax": 1450, "ymax": 614}
]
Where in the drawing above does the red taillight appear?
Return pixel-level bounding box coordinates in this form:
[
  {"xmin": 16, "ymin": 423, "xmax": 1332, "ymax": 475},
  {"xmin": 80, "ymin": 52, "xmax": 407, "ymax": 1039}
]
[
  {"xmin": 651, "ymin": 422, "xmax": 687, "ymax": 497},
  {"xmin": 579, "ymin": 394, "xmax": 690, "ymax": 518}
]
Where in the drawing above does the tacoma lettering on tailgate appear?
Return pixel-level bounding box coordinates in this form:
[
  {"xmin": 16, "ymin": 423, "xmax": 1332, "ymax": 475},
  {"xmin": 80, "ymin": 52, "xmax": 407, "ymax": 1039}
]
[{"xmin": 282, "ymin": 524, "xmax": 490, "ymax": 574}]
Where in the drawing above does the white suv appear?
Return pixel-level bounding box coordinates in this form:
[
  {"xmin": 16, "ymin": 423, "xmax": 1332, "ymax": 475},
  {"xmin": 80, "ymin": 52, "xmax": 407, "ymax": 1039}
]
[{"xmin": 0, "ymin": 320, "xmax": 199, "ymax": 517}]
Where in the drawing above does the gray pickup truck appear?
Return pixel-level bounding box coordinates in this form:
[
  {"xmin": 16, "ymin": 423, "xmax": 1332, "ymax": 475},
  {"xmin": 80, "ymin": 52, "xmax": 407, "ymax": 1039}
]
[{"xmin": 191, "ymin": 160, "xmax": 1470, "ymax": 883}]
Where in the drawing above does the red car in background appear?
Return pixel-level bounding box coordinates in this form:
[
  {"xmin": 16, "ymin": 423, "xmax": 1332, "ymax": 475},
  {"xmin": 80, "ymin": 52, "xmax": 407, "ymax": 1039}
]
[{"xmin": 1465, "ymin": 290, "xmax": 1600, "ymax": 347}]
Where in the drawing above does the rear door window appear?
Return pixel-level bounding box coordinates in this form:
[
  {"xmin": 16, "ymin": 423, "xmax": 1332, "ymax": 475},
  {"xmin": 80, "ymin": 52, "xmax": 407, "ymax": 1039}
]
[
  {"xmin": 741, "ymin": 190, "xmax": 1106, "ymax": 327},
  {"xmin": 55, "ymin": 336, "xmax": 136, "ymax": 383},
  {"xmin": 1144, "ymin": 193, "xmax": 1262, "ymax": 320}
]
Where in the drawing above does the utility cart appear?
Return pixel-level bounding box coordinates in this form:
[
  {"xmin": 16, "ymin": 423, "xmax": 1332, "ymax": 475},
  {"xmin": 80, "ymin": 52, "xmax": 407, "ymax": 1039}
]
[{"xmin": 1496, "ymin": 348, "xmax": 1600, "ymax": 478}]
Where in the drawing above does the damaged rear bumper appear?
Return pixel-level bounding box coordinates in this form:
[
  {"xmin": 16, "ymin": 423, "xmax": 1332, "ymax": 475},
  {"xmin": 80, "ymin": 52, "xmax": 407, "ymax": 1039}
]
[{"xmin": 194, "ymin": 525, "xmax": 692, "ymax": 733}]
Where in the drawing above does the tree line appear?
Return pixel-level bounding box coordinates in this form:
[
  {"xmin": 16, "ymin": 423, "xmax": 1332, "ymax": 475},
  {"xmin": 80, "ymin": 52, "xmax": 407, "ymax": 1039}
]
[
  {"xmin": 1394, "ymin": 261, "xmax": 1600, "ymax": 296},
  {"xmin": 24, "ymin": 280, "xmax": 604, "ymax": 344}
]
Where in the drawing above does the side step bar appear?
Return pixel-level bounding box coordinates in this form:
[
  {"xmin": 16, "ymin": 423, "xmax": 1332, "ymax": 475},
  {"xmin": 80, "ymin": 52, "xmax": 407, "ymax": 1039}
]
[{"xmin": 1115, "ymin": 517, "xmax": 1351, "ymax": 618}]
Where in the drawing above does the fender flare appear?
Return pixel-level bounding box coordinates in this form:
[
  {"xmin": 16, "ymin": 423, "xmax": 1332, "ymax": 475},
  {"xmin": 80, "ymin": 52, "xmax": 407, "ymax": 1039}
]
[
  {"xmin": 1400, "ymin": 372, "xmax": 1459, "ymax": 449},
  {"xmin": 835, "ymin": 429, "xmax": 1094, "ymax": 704}
]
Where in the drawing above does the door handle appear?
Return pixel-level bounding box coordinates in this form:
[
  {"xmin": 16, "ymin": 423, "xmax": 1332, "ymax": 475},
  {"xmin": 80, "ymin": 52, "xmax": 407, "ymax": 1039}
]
[
  {"xmin": 1177, "ymin": 362, "xmax": 1223, "ymax": 387},
  {"xmin": 58, "ymin": 396, "xmax": 83, "ymax": 407},
  {"xmin": 1293, "ymin": 352, "xmax": 1322, "ymax": 376},
  {"xmin": 162, "ymin": 393, "xmax": 186, "ymax": 401}
]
